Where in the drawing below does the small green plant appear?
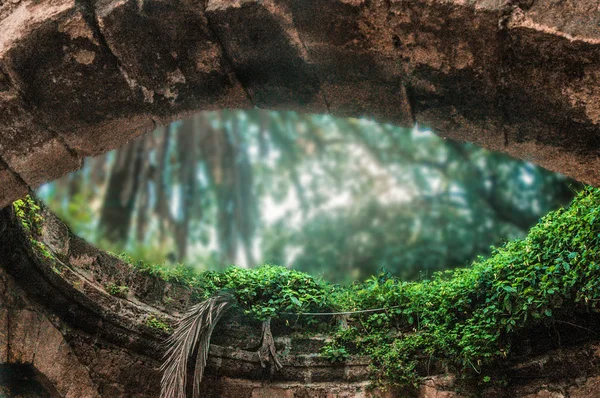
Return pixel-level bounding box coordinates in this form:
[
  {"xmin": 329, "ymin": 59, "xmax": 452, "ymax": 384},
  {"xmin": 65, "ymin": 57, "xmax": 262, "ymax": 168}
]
[
  {"xmin": 146, "ymin": 315, "xmax": 171, "ymax": 332},
  {"xmin": 13, "ymin": 196, "xmax": 61, "ymax": 269},
  {"xmin": 321, "ymin": 343, "xmax": 349, "ymax": 363},
  {"xmin": 106, "ymin": 282, "xmax": 129, "ymax": 298},
  {"xmin": 13, "ymin": 196, "xmax": 44, "ymax": 235}
]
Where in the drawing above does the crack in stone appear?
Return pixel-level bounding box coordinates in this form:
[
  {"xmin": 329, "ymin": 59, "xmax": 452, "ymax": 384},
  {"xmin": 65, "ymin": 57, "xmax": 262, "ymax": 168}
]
[
  {"xmin": 0, "ymin": 67, "xmax": 10, "ymax": 93},
  {"xmin": 0, "ymin": 154, "xmax": 32, "ymax": 193},
  {"xmin": 402, "ymin": 83, "xmax": 417, "ymax": 127},
  {"xmin": 496, "ymin": 0, "xmax": 526, "ymax": 148},
  {"xmin": 203, "ymin": 5, "xmax": 258, "ymax": 109},
  {"xmin": 29, "ymin": 313, "xmax": 43, "ymax": 366},
  {"xmin": 150, "ymin": 117, "xmax": 158, "ymax": 131},
  {"xmin": 285, "ymin": 13, "xmax": 332, "ymax": 114},
  {"xmin": 75, "ymin": 0, "xmax": 155, "ymax": 106},
  {"xmin": 6, "ymin": 309, "xmax": 11, "ymax": 364}
]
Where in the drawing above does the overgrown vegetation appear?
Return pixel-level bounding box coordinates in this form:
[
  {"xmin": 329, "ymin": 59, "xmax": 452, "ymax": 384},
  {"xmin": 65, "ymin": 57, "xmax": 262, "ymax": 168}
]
[
  {"xmin": 13, "ymin": 196, "xmax": 43, "ymax": 235},
  {"xmin": 322, "ymin": 187, "xmax": 600, "ymax": 387},
  {"xmin": 14, "ymin": 188, "xmax": 600, "ymax": 389}
]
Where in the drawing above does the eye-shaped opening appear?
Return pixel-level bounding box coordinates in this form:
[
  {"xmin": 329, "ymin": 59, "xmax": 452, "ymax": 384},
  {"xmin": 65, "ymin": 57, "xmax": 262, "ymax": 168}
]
[{"xmin": 37, "ymin": 110, "xmax": 581, "ymax": 283}]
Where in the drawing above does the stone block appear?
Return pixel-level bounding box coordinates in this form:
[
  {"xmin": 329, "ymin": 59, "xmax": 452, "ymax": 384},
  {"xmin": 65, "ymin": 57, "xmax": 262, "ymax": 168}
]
[
  {"xmin": 0, "ymin": 308, "xmax": 8, "ymax": 363},
  {"xmin": 278, "ymin": 0, "xmax": 413, "ymax": 125},
  {"xmin": 206, "ymin": 0, "xmax": 327, "ymax": 113},
  {"xmin": 0, "ymin": 0, "xmax": 154, "ymax": 156},
  {"xmin": 8, "ymin": 309, "xmax": 41, "ymax": 364},
  {"xmin": 0, "ymin": 75, "xmax": 80, "ymax": 188},
  {"xmin": 569, "ymin": 376, "xmax": 600, "ymax": 398},
  {"xmin": 33, "ymin": 316, "xmax": 100, "ymax": 397},
  {"xmin": 94, "ymin": 0, "xmax": 251, "ymax": 122},
  {"xmin": 505, "ymin": 3, "xmax": 600, "ymax": 143},
  {"xmin": 0, "ymin": 162, "xmax": 27, "ymax": 208},
  {"xmin": 252, "ymin": 386, "xmax": 294, "ymax": 398}
]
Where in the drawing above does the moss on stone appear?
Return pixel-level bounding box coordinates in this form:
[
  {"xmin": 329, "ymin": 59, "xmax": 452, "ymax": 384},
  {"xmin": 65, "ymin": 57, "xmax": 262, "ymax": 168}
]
[{"xmin": 146, "ymin": 315, "xmax": 171, "ymax": 332}]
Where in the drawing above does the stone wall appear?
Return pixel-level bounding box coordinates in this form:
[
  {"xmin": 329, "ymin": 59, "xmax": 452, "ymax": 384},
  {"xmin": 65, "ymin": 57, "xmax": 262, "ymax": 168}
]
[
  {"xmin": 0, "ymin": 0, "xmax": 599, "ymax": 208},
  {"xmin": 2, "ymin": 201, "xmax": 600, "ymax": 397}
]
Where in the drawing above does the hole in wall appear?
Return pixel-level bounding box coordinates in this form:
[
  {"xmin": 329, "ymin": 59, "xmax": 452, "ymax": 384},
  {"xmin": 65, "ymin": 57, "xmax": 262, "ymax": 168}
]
[{"xmin": 36, "ymin": 110, "xmax": 582, "ymax": 283}]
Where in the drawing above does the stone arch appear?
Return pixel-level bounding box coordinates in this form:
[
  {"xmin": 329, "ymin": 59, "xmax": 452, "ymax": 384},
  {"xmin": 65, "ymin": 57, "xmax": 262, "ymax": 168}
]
[
  {"xmin": 0, "ymin": 267, "xmax": 100, "ymax": 397},
  {"xmin": 0, "ymin": 0, "xmax": 599, "ymax": 208}
]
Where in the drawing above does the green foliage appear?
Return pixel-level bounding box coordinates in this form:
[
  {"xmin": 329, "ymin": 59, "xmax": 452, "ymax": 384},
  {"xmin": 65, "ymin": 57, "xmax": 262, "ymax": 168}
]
[
  {"xmin": 14, "ymin": 197, "xmax": 61, "ymax": 269},
  {"xmin": 320, "ymin": 342, "xmax": 350, "ymax": 363},
  {"xmin": 323, "ymin": 187, "xmax": 600, "ymax": 387},
  {"xmin": 105, "ymin": 282, "xmax": 129, "ymax": 298},
  {"xmin": 187, "ymin": 265, "xmax": 334, "ymax": 320},
  {"xmin": 146, "ymin": 315, "xmax": 171, "ymax": 332},
  {"xmin": 19, "ymin": 188, "xmax": 600, "ymax": 389},
  {"xmin": 13, "ymin": 196, "xmax": 43, "ymax": 235},
  {"xmin": 29, "ymin": 239, "xmax": 54, "ymax": 260}
]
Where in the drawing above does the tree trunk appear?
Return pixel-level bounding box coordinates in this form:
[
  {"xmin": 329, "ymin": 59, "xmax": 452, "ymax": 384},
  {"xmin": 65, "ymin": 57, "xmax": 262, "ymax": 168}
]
[{"xmin": 99, "ymin": 140, "xmax": 144, "ymax": 244}]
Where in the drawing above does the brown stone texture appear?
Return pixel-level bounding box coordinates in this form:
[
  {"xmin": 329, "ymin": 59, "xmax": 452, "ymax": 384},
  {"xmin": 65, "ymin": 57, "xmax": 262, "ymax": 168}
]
[
  {"xmin": 522, "ymin": 391, "xmax": 565, "ymax": 398},
  {"xmin": 0, "ymin": 0, "xmax": 598, "ymax": 207},
  {"xmin": 3, "ymin": 202, "xmax": 600, "ymax": 396},
  {"xmin": 569, "ymin": 376, "xmax": 600, "ymax": 398},
  {"xmin": 0, "ymin": 267, "xmax": 100, "ymax": 397},
  {"xmin": 0, "ymin": 162, "xmax": 27, "ymax": 208},
  {"xmin": 1, "ymin": 201, "xmax": 600, "ymax": 397}
]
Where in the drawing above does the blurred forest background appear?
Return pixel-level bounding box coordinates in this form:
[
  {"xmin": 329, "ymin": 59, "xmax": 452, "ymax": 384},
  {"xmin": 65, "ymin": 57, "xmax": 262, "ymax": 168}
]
[{"xmin": 37, "ymin": 110, "xmax": 581, "ymax": 283}]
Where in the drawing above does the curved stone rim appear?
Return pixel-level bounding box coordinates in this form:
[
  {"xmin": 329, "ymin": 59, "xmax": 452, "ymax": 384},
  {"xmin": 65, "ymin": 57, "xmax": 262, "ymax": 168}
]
[
  {"xmin": 0, "ymin": 200, "xmax": 373, "ymax": 383},
  {"xmin": 0, "ymin": 0, "xmax": 599, "ymax": 209}
]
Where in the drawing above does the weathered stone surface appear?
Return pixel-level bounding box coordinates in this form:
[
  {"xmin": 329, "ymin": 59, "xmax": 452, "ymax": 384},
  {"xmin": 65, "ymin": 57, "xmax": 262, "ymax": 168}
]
[
  {"xmin": 0, "ymin": 267, "xmax": 101, "ymax": 397},
  {"xmin": 0, "ymin": 69, "xmax": 80, "ymax": 188},
  {"xmin": 522, "ymin": 390, "xmax": 564, "ymax": 398},
  {"xmin": 206, "ymin": 0, "xmax": 327, "ymax": 112},
  {"xmin": 0, "ymin": 308, "xmax": 7, "ymax": 364},
  {"xmin": 0, "ymin": 161, "xmax": 28, "ymax": 208},
  {"xmin": 32, "ymin": 316, "xmax": 100, "ymax": 398},
  {"xmin": 418, "ymin": 375, "xmax": 463, "ymax": 398},
  {"xmin": 0, "ymin": 0, "xmax": 598, "ymax": 204},
  {"xmin": 0, "ymin": 0, "xmax": 154, "ymax": 157},
  {"xmin": 94, "ymin": 0, "xmax": 251, "ymax": 122},
  {"xmin": 569, "ymin": 376, "xmax": 600, "ymax": 398},
  {"xmin": 387, "ymin": 0, "xmax": 503, "ymax": 125},
  {"xmin": 278, "ymin": 0, "xmax": 413, "ymax": 124}
]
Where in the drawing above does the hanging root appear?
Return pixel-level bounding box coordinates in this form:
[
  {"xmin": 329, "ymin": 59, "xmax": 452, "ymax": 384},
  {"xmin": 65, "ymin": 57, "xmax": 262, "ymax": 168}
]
[
  {"xmin": 257, "ymin": 318, "xmax": 283, "ymax": 372},
  {"xmin": 160, "ymin": 291, "xmax": 234, "ymax": 398}
]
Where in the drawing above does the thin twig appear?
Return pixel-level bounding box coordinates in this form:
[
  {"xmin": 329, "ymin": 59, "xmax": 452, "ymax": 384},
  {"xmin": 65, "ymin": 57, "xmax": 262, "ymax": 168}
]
[
  {"xmin": 553, "ymin": 320, "xmax": 598, "ymax": 335},
  {"xmin": 281, "ymin": 305, "xmax": 401, "ymax": 317}
]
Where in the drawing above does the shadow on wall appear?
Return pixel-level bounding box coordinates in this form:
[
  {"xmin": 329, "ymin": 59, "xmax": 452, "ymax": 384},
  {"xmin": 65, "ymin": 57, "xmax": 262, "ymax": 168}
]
[{"xmin": 0, "ymin": 364, "xmax": 61, "ymax": 398}]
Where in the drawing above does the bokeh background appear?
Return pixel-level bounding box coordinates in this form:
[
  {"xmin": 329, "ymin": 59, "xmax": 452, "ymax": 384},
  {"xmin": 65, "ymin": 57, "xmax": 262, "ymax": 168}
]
[{"xmin": 37, "ymin": 110, "xmax": 582, "ymax": 283}]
